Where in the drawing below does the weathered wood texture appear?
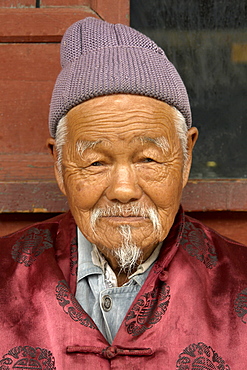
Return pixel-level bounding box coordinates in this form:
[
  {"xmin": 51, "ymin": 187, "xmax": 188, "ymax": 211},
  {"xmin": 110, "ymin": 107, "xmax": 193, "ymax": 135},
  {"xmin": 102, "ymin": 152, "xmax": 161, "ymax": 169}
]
[
  {"xmin": 0, "ymin": 8, "xmax": 99, "ymax": 42},
  {"xmin": 91, "ymin": 0, "xmax": 130, "ymax": 24},
  {"xmin": 0, "ymin": 44, "xmax": 60, "ymax": 155},
  {"xmin": 0, "ymin": 182, "xmax": 68, "ymax": 213},
  {"xmin": 42, "ymin": 0, "xmax": 90, "ymax": 6},
  {"xmin": 182, "ymin": 180, "xmax": 247, "ymax": 212},
  {"xmin": 0, "ymin": 1, "xmax": 34, "ymax": 7}
]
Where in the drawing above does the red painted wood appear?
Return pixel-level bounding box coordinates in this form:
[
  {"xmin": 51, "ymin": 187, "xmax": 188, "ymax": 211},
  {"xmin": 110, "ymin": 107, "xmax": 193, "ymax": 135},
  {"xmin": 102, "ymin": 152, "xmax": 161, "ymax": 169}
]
[
  {"xmin": 91, "ymin": 0, "xmax": 129, "ymax": 25},
  {"xmin": 0, "ymin": 8, "xmax": 98, "ymax": 42},
  {"xmin": 0, "ymin": 181, "xmax": 68, "ymax": 213},
  {"xmin": 0, "ymin": 43, "xmax": 60, "ymax": 154},
  {"xmin": 0, "ymin": 0, "xmax": 34, "ymax": 7},
  {"xmin": 0, "ymin": 0, "xmax": 130, "ymax": 43},
  {"xmin": 42, "ymin": 0, "xmax": 90, "ymax": 6},
  {"xmin": 182, "ymin": 180, "xmax": 247, "ymax": 211},
  {"xmin": 0, "ymin": 155, "xmax": 54, "ymax": 181}
]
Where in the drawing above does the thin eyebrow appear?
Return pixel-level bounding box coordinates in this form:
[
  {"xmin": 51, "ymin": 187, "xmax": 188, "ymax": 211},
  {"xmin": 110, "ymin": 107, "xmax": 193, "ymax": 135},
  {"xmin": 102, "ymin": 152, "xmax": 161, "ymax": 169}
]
[{"xmin": 136, "ymin": 136, "xmax": 170, "ymax": 154}]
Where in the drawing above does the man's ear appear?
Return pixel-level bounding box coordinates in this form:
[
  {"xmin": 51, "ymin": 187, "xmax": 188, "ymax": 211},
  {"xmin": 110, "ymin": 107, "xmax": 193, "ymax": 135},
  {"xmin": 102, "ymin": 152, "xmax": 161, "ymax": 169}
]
[
  {"xmin": 182, "ymin": 126, "xmax": 198, "ymax": 188},
  {"xmin": 46, "ymin": 137, "xmax": 66, "ymax": 196}
]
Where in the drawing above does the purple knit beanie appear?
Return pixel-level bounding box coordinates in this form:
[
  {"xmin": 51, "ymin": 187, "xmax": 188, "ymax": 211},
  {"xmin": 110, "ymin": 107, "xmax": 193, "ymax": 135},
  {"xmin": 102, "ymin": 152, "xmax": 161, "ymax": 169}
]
[{"xmin": 49, "ymin": 17, "xmax": 192, "ymax": 137}]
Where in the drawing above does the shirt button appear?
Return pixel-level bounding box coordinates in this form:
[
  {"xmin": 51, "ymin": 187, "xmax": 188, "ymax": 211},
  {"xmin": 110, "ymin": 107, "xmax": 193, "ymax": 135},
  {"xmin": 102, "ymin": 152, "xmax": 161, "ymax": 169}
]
[{"xmin": 102, "ymin": 295, "xmax": 112, "ymax": 312}]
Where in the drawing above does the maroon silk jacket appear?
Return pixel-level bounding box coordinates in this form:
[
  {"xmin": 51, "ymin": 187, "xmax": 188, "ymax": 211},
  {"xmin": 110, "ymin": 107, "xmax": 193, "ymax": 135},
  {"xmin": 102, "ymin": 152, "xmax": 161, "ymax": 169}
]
[{"xmin": 0, "ymin": 208, "xmax": 247, "ymax": 369}]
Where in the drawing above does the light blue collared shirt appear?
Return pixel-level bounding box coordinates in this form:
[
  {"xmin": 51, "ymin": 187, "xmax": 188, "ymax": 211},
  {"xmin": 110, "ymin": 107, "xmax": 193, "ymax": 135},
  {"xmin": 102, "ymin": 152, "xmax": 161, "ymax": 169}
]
[{"xmin": 75, "ymin": 228, "xmax": 160, "ymax": 344}]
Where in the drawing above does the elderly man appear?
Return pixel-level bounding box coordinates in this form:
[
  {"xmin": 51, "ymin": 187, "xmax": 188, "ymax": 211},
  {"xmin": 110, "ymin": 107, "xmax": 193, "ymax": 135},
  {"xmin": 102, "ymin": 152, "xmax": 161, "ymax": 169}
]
[{"xmin": 0, "ymin": 17, "xmax": 246, "ymax": 369}]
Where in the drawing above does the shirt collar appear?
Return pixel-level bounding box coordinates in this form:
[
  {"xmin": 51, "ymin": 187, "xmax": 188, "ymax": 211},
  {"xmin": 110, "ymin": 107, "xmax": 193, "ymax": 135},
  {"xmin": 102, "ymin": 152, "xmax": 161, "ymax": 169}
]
[
  {"xmin": 77, "ymin": 228, "xmax": 163, "ymax": 286},
  {"xmin": 77, "ymin": 229, "xmax": 102, "ymax": 281}
]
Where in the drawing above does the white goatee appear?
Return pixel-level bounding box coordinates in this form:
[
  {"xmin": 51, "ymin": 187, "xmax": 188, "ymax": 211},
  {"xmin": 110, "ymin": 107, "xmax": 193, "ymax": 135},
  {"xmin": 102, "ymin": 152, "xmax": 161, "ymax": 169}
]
[{"xmin": 90, "ymin": 203, "xmax": 162, "ymax": 275}]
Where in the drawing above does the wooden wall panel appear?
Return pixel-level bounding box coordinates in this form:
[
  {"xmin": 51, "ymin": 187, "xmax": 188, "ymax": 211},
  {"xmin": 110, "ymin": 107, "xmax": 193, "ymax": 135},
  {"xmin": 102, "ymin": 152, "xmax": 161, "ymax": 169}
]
[
  {"xmin": 0, "ymin": 43, "xmax": 60, "ymax": 155},
  {"xmin": 0, "ymin": 182, "xmax": 67, "ymax": 213},
  {"xmin": 42, "ymin": 0, "xmax": 90, "ymax": 5},
  {"xmin": 0, "ymin": 0, "xmax": 34, "ymax": 7},
  {"xmin": 91, "ymin": 0, "xmax": 129, "ymax": 24},
  {"xmin": 182, "ymin": 180, "xmax": 247, "ymax": 212},
  {"xmin": 0, "ymin": 0, "xmax": 91, "ymax": 7},
  {"xmin": 0, "ymin": 8, "xmax": 98, "ymax": 42},
  {"xmin": 0, "ymin": 43, "xmax": 60, "ymax": 187}
]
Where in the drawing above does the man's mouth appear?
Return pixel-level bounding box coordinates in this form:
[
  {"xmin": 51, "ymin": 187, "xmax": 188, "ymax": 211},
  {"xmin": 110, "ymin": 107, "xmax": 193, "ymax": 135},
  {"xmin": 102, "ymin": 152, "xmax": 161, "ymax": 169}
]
[
  {"xmin": 102, "ymin": 212, "xmax": 148, "ymax": 217},
  {"xmin": 100, "ymin": 215, "xmax": 149, "ymax": 223}
]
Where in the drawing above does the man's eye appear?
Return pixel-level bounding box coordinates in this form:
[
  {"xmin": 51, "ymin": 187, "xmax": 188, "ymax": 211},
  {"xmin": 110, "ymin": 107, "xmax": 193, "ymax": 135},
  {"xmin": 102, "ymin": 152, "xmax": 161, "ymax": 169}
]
[
  {"xmin": 143, "ymin": 158, "xmax": 154, "ymax": 163},
  {"xmin": 90, "ymin": 161, "xmax": 102, "ymax": 166}
]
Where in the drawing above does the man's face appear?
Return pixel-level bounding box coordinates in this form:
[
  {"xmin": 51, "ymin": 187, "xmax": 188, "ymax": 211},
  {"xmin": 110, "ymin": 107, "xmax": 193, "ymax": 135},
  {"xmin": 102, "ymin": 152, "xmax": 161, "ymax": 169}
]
[{"xmin": 52, "ymin": 94, "xmax": 197, "ymax": 270}]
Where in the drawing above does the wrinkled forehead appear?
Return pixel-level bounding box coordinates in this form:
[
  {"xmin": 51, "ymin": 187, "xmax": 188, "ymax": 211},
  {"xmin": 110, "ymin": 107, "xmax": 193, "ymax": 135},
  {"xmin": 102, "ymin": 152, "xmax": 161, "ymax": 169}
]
[{"xmin": 65, "ymin": 94, "xmax": 177, "ymax": 141}]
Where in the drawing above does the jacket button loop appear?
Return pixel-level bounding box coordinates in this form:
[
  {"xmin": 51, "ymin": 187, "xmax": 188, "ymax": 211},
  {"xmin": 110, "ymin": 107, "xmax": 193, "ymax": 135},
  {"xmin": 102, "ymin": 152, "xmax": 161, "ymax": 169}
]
[
  {"xmin": 102, "ymin": 346, "xmax": 118, "ymax": 359},
  {"xmin": 159, "ymin": 270, "xmax": 169, "ymax": 281},
  {"xmin": 102, "ymin": 295, "xmax": 112, "ymax": 312}
]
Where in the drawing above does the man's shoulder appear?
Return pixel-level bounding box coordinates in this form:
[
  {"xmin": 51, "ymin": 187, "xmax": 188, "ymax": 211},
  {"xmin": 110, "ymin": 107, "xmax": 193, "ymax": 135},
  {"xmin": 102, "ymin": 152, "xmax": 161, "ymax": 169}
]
[
  {"xmin": 181, "ymin": 213, "xmax": 247, "ymax": 271},
  {"xmin": 0, "ymin": 211, "xmax": 77, "ymax": 276},
  {"xmin": 0, "ymin": 211, "xmax": 74, "ymax": 247},
  {"xmin": 184, "ymin": 213, "xmax": 246, "ymax": 248}
]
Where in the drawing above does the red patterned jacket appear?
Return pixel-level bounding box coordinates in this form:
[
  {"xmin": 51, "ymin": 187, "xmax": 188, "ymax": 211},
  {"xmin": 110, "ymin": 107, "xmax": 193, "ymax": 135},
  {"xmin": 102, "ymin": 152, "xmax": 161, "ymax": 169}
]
[{"xmin": 0, "ymin": 208, "xmax": 247, "ymax": 369}]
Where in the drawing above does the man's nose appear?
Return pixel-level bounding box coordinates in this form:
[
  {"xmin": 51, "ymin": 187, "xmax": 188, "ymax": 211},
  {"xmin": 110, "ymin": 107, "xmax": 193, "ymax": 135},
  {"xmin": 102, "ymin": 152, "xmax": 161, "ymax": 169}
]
[{"xmin": 105, "ymin": 165, "xmax": 142, "ymax": 204}]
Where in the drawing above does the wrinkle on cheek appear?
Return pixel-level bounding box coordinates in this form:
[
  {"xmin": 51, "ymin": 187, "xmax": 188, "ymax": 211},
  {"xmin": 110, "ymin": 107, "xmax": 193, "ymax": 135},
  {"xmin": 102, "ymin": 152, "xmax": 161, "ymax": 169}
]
[
  {"xmin": 138, "ymin": 162, "xmax": 182, "ymax": 185},
  {"xmin": 63, "ymin": 163, "xmax": 100, "ymax": 183},
  {"xmin": 136, "ymin": 164, "xmax": 168, "ymax": 183}
]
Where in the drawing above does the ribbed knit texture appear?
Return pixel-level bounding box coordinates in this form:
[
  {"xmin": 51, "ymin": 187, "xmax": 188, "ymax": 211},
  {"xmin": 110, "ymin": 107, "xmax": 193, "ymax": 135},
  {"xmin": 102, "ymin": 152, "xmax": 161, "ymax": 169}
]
[{"xmin": 49, "ymin": 17, "xmax": 192, "ymax": 137}]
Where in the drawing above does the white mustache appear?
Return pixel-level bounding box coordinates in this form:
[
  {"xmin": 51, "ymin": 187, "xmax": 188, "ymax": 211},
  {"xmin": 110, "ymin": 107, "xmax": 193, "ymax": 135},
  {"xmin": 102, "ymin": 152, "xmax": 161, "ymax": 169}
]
[{"xmin": 91, "ymin": 204, "xmax": 161, "ymax": 233}]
